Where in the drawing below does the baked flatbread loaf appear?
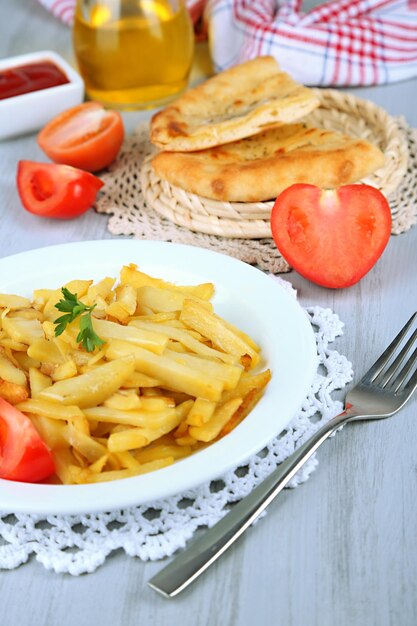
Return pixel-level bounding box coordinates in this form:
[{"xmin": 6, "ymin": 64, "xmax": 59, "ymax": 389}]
[
  {"xmin": 150, "ymin": 56, "xmax": 320, "ymax": 152},
  {"xmin": 151, "ymin": 124, "xmax": 385, "ymax": 202}
]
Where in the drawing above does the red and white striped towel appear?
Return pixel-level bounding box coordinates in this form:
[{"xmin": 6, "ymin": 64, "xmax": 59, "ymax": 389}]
[
  {"xmin": 207, "ymin": 0, "xmax": 417, "ymax": 86},
  {"xmin": 38, "ymin": 0, "xmax": 417, "ymax": 86}
]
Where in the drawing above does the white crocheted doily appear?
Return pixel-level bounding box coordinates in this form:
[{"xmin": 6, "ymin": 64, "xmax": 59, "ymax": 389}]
[{"xmin": 0, "ymin": 281, "xmax": 353, "ymax": 575}]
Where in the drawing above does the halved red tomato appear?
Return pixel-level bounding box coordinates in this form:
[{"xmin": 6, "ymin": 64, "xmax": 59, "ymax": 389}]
[
  {"xmin": 37, "ymin": 101, "xmax": 124, "ymax": 172},
  {"xmin": 270, "ymin": 184, "xmax": 392, "ymax": 288},
  {"xmin": 0, "ymin": 398, "xmax": 55, "ymax": 483},
  {"xmin": 17, "ymin": 160, "xmax": 104, "ymax": 219}
]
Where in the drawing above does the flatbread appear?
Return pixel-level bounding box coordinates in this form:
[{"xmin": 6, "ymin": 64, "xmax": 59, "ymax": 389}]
[
  {"xmin": 151, "ymin": 124, "xmax": 385, "ymax": 202},
  {"xmin": 150, "ymin": 56, "xmax": 320, "ymax": 152}
]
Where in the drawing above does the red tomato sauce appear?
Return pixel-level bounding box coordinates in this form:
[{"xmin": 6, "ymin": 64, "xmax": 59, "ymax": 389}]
[{"xmin": 0, "ymin": 61, "xmax": 69, "ymax": 100}]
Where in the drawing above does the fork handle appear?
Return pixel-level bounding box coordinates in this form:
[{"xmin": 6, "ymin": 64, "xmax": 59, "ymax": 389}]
[{"xmin": 148, "ymin": 408, "xmax": 357, "ymax": 597}]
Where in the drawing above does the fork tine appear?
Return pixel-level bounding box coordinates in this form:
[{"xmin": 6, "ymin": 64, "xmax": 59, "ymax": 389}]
[
  {"xmin": 362, "ymin": 312, "xmax": 417, "ymax": 384},
  {"xmin": 380, "ymin": 328, "xmax": 417, "ymax": 387},
  {"xmin": 403, "ymin": 364, "xmax": 417, "ymax": 395},
  {"xmin": 393, "ymin": 347, "xmax": 417, "ymax": 393}
]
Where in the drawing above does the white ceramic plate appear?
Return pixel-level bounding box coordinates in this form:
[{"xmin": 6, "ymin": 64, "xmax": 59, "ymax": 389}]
[{"xmin": 0, "ymin": 240, "xmax": 317, "ymax": 515}]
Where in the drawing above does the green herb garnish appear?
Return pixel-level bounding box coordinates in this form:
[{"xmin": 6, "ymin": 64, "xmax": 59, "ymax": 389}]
[{"xmin": 54, "ymin": 287, "xmax": 105, "ymax": 352}]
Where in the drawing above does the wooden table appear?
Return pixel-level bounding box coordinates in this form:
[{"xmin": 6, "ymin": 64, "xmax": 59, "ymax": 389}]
[{"xmin": 0, "ymin": 2, "xmax": 416, "ymax": 625}]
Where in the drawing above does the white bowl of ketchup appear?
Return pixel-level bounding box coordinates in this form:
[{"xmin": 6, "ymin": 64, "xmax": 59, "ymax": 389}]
[{"xmin": 0, "ymin": 50, "xmax": 84, "ymax": 140}]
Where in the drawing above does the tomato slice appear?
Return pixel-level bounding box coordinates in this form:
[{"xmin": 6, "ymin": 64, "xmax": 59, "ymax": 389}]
[
  {"xmin": 0, "ymin": 398, "xmax": 55, "ymax": 483},
  {"xmin": 270, "ymin": 184, "xmax": 392, "ymax": 288},
  {"xmin": 17, "ymin": 160, "xmax": 104, "ymax": 219},
  {"xmin": 37, "ymin": 102, "xmax": 124, "ymax": 172}
]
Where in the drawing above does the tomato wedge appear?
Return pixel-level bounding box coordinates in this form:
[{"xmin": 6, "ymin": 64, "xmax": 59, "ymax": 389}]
[
  {"xmin": 17, "ymin": 160, "xmax": 104, "ymax": 219},
  {"xmin": 37, "ymin": 101, "xmax": 124, "ymax": 172},
  {"xmin": 270, "ymin": 184, "xmax": 392, "ymax": 288},
  {"xmin": 0, "ymin": 398, "xmax": 55, "ymax": 482}
]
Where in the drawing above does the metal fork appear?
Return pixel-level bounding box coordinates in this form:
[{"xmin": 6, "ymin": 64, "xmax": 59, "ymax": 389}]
[{"xmin": 148, "ymin": 312, "xmax": 417, "ymax": 598}]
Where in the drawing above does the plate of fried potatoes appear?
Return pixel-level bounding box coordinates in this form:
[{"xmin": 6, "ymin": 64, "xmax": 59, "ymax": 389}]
[{"xmin": 0, "ymin": 240, "xmax": 317, "ymax": 514}]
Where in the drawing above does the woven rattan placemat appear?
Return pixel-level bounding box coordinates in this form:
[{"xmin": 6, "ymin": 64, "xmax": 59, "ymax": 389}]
[{"xmin": 96, "ymin": 90, "xmax": 417, "ymax": 273}]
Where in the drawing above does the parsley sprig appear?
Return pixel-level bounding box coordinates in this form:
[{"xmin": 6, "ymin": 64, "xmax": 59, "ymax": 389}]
[{"xmin": 54, "ymin": 287, "xmax": 105, "ymax": 352}]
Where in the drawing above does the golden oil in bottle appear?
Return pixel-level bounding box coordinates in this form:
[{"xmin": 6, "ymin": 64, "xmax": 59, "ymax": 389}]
[{"xmin": 73, "ymin": 0, "xmax": 194, "ymax": 109}]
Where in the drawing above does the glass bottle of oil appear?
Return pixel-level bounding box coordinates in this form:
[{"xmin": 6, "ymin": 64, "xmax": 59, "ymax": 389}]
[{"xmin": 73, "ymin": 0, "xmax": 194, "ymax": 109}]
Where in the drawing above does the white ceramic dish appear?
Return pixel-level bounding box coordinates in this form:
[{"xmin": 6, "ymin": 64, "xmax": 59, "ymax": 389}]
[
  {"xmin": 0, "ymin": 50, "xmax": 84, "ymax": 140},
  {"xmin": 0, "ymin": 240, "xmax": 317, "ymax": 515}
]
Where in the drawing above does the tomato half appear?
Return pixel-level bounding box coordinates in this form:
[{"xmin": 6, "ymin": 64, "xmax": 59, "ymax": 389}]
[
  {"xmin": 270, "ymin": 184, "xmax": 392, "ymax": 288},
  {"xmin": 17, "ymin": 160, "xmax": 104, "ymax": 219},
  {"xmin": 37, "ymin": 101, "xmax": 124, "ymax": 172},
  {"xmin": 0, "ymin": 398, "xmax": 55, "ymax": 482}
]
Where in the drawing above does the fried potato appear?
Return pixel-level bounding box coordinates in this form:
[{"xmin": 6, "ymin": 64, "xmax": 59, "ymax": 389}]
[
  {"xmin": 83, "ymin": 406, "xmax": 178, "ymax": 429},
  {"xmin": 93, "ymin": 318, "xmax": 168, "ymax": 354},
  {"xmin": 189, "ymin": 398, "xmax": 243, "ymax": 442},
  {"xmin": 0, "ymin": 294, "xmax": 32, "ymax": 309},
  {"xmin": 186, "ymin": 398, "xmax": 216, "ymax": 427},
  {"xmin": 1, "ymin": 316, "xmax": 44, "ymax": 345},
  {"xmin": 29, "ymin": 368, "xmax": 52, "ymax": 396},
  {"xmin": 129, "ymin": 319, "xmax": 238, "ymax": 364},
  {"xmin": 0, "ymin": 379, "xmax": 29, "ymax": 404},
  {"xmin": 0, "ymin": 264, "xmax": 271, "ymax": 485},
  {"xmin": 180, "ymin": 299, "xmax": 259, "ymax": 367},
  {"xmin": 106, "ymin": 284, "xmax": 137, "ymax": 322},
  {"xmin": 27, "ymin": 338, "xmax": 64, "ymax": 364},
  {"xmin": 0, "ymin": 355, "xmax": 27, "ymax": 386},
  {"xmin": 106, "ymin": 339, "xmax": 225, "ymax": 401},
  {"xmin": 120, "ymin": 264, "xmax": 214, "ymax": 300},
  {"xmin": 39, "ymin": 356, "xmax": 136, "ymax": 408},
  {"xmin": 136, "ymin": 285, "xmax": 213, "ymax": 315}
]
